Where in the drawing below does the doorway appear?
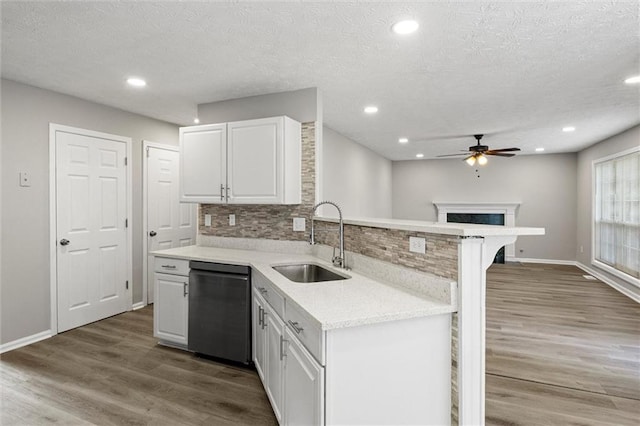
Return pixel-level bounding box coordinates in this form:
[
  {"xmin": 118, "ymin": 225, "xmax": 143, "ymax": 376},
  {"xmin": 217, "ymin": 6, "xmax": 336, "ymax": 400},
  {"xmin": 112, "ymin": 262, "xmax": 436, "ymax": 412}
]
[
  {"xmin": 49, "ymin": 124, "xmax": 132, "ymax": 334},
  {"xmin": 142, "ymin": 141, "xmax": 197, "ymax": 305}
]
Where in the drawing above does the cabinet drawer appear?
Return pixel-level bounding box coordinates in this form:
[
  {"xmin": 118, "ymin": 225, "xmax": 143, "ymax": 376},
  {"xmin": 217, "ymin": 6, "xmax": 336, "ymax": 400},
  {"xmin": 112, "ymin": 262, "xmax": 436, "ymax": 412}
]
[
  {"xmin": 154, "ymin": 257, "xmax": 190, "ymax": 276},
  {"xmin": 253, "ymin": 271, "xmax": 285, "ymax": 318},
  {"xmin": 286, "ymin": 302, "xmax": 324, "ymax": 365}
]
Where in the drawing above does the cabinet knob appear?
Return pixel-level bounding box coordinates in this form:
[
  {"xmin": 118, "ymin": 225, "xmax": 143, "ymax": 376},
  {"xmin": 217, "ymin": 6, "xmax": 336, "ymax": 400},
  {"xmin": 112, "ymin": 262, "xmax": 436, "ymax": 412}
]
[
  {"xmin": 59, "ymin": 239, "xmax": 70, "ymax": 246},
  {"xmin": 149, "ymin": 231, "xmax": 157, "ymax": 237}
]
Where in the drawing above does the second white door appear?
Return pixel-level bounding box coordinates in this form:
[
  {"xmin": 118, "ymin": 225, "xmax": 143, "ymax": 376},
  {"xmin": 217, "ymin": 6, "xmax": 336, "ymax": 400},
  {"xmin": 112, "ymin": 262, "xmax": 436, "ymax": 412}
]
[{"xmin": 146, "ymin": 143, "xmax": 197, "ymax": 303}]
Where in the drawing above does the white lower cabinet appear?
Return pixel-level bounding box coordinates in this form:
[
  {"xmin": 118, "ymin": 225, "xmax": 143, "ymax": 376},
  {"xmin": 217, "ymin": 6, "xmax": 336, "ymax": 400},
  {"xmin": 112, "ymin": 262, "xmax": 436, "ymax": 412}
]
[
  {"xmin": 253, "ymin": 290, "xmax": 285, "ymax": 424},
  {"xmin": 154, "ymin": 272, "xmax": 189, "ymax": 347},
  {"xmin": 252, "ymin": 275, "xmax": 451, "ymax": 426},
  {"xmin": 283, "ymin": 328, "xmax": 324, "ymax": 426}
]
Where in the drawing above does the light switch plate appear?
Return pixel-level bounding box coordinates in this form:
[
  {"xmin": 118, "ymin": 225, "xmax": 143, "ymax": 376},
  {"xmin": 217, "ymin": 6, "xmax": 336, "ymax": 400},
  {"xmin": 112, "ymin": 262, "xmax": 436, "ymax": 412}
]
[
  {"xmin": 204, "ymin": 214, "xmax": 212, "ymax": 227},
  {"xmin": 19, "ymin": 171, "xmax": 31, "ymax": 187},
  {"xmin": 229, "ymin": 214, "xmax": 236, "ymax": 226},
  {"xmin": 293, "ymin": 217, "xmax": 306, "ymax": 232},
  {"xmin": 409, "ymin": 236, "xmax": 426, "ymax": 254}
]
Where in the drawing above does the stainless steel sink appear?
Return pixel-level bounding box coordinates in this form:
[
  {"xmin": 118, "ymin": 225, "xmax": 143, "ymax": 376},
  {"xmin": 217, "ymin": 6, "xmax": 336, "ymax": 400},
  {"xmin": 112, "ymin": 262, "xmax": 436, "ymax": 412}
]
[{"xmin": 272, "ymin": 263, "xmax": 349, "ymax": 283}]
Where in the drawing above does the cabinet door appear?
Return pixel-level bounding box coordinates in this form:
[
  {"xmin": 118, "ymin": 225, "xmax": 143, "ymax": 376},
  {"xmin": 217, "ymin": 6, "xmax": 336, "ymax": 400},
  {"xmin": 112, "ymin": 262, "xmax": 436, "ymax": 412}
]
[
  {"xmin": 227, "ymin": 117, "xmax": 282, "ymax": 204},
  {"xmin": 252, "ymin": 291, "xmax": 267, "ymax": 382},
  {"xmin": 153, "ymin": 272, "xmax": 189, "ymax": 346},
  {"xmin": 264, "ymin": 304, "xmax": 285, "ymax": 423},
  {"xmin": 284, "ymin": 328, "xmax": 324, "ymax": 426},
  {"xmin": 179, "ymin": 123, "xmax": 227, "ymax": 203}
]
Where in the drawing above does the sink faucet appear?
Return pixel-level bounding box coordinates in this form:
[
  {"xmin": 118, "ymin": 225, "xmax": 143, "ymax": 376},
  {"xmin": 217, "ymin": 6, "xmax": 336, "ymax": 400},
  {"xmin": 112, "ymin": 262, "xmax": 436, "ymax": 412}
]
[{"xmin": 310, "ymin": 201, "xmax": 346, "ymax": 269}]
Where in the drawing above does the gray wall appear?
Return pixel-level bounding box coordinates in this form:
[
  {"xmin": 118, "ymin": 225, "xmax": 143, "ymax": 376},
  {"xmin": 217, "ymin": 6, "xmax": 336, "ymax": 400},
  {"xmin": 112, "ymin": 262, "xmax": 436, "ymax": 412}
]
[
  {"xmin": 198, "ymin": 88, "xmax": 319, "ymax": 124},
  {"xmin": 0, "ymin": 79, "xmax": 178, "ymax": 345},
  {"xmin": 576, "ymin": 125, "xmax": 640, "ymax": 298},
  {"xmin": 392, "ymin": 153, "xmax": 578, "ymax": 261},
  {"xmin": 322, "ymin": 127, "xmax": 392, "ymax": 218}
]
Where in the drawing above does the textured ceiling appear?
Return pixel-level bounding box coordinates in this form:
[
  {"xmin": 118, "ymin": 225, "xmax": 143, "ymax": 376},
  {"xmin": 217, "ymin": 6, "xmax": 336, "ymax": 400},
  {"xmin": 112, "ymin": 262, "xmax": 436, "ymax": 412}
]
[{"xmin": 2, "ymin": 1, "xmax": 639, "ymax": 160}]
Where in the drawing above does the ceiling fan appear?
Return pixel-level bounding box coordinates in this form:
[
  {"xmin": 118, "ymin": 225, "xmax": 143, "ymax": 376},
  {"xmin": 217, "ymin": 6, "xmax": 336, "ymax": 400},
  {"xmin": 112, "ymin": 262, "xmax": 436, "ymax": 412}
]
[{"xmin": 437, "ymin": 134, "xmax": 521, "ymax": 166}]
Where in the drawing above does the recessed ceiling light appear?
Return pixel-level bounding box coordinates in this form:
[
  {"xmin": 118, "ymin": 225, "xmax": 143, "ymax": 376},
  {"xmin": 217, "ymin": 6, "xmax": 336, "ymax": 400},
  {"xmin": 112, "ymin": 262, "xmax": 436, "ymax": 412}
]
[
  {"xmin": 624, "ymin": 75, "xmax": 640, "ymax": 84},
  {"xmin": 415, "ymin": 153, "xmax": 424, "ymax": 158},
  {"xmin": 398, "ymin": 137, "xmax": 409, "ymax": 144},
  {"xmin": 126, "ymin": 77, "xmax": 146, "ymax": 87},
  {"xmin": 364, "ymin": 106, "xmax": 378, "ymax": 114},
  {"xmin": 562, "ymin": 126, "xmax": 576, "ymax": 132},
  {"xmin": 392, "ymin": 20, "xmax": 419, "ymax": 35},
  {"xmin": 535, "ymin": 147, "xmax": 545, "ymax": 152},
  {"xmin": 193, "ymin": 118, "xmax": 200, "ymax": 124}
]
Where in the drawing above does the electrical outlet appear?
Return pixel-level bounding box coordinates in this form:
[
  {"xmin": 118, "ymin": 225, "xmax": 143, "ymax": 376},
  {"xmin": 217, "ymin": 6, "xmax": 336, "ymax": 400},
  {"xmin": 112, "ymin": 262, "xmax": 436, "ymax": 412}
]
[
  {"xmin": 229, "ymin": 214, "xmax": 236, "ymax": 226},
  {"xmin": 293, "ymin": 217, "xmax": 306, "ymax": 232},
  {"xmin": 204, "ymin": 214, "xmax": 212, "ymax": 227},
  {"xmin": 409, "ymin": 236, "xmax": 426, "ymax": 254}
]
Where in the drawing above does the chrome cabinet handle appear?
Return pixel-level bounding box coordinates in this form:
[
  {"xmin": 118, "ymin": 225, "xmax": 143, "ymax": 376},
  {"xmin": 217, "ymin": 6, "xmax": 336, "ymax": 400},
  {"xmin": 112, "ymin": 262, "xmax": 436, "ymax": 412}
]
[
  {"xmin": 161, "ymin": 265, "xmax": 176, "ymax": 269},
  {"xmin": 226, "ymin": 186, "xmax": 230, "ymax": 202},
  {"xmin": 220, "ymin": 184, "xmax": 224, "ymax": 201},
  {"xmin": 183, "ymin": 282, "xmax": 188, "ymax": 297},
  {"xmin": 280, "ymin": 335, "xmax": 288, "ymax": 360},
  {"xmin": 258, "ymin": 306, "xmax": 263, "ymax": 327},
  {"xmin": 258, "ymin": 287, "xmax": 267, "ymax": 295},
  {"xmin": 60, "ymin": 239, "xmax": 70, "ymax": 246},
  {"xmin": 262, "ymin": 311, "xmax": 268, "ymax": 329},
  {"xmin": 288, "ymin": 320, "xmax": 304, "ymax": 334}
]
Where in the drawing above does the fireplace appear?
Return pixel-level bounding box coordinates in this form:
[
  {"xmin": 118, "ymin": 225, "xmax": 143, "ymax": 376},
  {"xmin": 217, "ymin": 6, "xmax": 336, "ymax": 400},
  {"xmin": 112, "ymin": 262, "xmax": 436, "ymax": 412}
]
[{"xmin": 433, "ymin": 202, "xmax": 521, "ymax": 263}]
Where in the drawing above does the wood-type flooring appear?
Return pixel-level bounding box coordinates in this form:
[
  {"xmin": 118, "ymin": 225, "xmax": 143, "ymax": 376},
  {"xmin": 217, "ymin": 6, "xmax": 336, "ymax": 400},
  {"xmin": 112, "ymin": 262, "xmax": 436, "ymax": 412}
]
[
  {"xmin": 485, "ymin": 263, "xmax": 639, "ymax": 426},
  {"xmin": 1, "ymin": 263, "xmax": 638, "ymax": 425}
]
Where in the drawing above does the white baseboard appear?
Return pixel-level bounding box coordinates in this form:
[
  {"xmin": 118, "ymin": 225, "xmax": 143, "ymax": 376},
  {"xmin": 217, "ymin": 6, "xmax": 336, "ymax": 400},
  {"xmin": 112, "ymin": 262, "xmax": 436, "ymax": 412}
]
[
  {"xmin": 0, "ymin": 329, "xmax": 53, "ymax": 354},
  {"xmin": 132, "ymin": 302, "xmax": 146, "ymax": 311},
  {"xmin": 576, "ymin": 262, "xmax": 640, "ymax": 304},
  {"xmin": 510, "ymin": 257, "xmax": 577, "ymax": 266}
]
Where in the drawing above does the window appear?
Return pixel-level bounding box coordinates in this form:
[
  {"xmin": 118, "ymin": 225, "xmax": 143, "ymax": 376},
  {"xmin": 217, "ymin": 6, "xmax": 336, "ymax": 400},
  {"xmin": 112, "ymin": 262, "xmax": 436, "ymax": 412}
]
[{"xmin": 594, "ymin": 148, "xmax": 640, "ymax": 282}]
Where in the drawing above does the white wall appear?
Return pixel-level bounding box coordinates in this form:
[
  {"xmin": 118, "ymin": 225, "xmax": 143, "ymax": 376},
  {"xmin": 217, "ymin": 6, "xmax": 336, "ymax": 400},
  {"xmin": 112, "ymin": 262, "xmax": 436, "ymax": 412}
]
[
  {"xmin": 576, "ymin": 125, "xmax": 640, "ymax": 299},
  {"xmin": 392, "ymin": 153, "xmax": 578, "ymax": 261},
  {"xmin": 0, "ymin": 79, "xmax": 178, "ymax": 345},
  {"xmin": 322, "ymin": 127, "xmax": 392, "ymax": 218}
]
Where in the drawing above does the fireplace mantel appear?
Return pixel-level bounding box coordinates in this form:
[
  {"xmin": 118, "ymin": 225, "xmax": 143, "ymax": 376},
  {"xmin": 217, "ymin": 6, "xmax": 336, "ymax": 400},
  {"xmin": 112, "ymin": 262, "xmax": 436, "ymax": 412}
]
[{"xmin": 433, "ymin": 202, "xmax": 521, "ymax": 260}]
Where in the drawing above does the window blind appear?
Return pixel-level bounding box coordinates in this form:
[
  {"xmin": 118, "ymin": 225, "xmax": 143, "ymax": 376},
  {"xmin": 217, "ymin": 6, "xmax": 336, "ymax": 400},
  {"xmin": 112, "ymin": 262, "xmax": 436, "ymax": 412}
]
[{"xmin": 594, "ymin": 149, "xmax": 640, "ymax": 280}]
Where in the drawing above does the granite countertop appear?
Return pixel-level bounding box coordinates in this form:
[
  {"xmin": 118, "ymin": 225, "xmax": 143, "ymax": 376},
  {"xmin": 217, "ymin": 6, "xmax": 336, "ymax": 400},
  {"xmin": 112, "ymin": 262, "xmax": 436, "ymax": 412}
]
[{"xmin": 151, "ymin": 245, "xmax": 456, "ymax": 331}]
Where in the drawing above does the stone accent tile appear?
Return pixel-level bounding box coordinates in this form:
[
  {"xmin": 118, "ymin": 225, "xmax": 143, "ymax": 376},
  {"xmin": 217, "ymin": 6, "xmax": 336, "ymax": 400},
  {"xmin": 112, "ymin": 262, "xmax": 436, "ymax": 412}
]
[
  {"xmin": 199, "ymin": 122, "xmax": 316, "ymax": 241},
  {"xmin": 314, "ymin": 222, "xmax": 458, "ymax": 280}
]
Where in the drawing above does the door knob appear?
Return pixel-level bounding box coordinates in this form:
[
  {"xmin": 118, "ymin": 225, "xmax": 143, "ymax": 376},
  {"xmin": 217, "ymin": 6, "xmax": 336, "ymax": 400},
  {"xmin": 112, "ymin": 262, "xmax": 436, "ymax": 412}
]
[
  {"xmin": 60, "ymin": 239, "xmax": 70, "ymax": 246},
  {"xmin": 149, "ymin": 231, "xmax": 157, "ymax": 237}
]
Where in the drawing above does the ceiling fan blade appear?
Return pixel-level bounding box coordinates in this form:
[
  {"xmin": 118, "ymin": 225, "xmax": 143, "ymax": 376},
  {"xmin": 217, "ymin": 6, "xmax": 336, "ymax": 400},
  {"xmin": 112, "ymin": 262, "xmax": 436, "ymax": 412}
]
[
  {"xmin": 436, "ymin": 153, "xmax": 468, "ymax": 157},
  {"xmin": 487, "ymin": 147, "xmax": 521, "ymax": 153},
  {"xmin": 485, "ymin": 152, "xmax": 516, "ymax": 157}
]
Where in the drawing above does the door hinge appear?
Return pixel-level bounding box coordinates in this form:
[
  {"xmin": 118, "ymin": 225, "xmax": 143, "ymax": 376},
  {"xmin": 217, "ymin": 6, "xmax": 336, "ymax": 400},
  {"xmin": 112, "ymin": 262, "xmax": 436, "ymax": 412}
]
[
  {"xmin": 124, "ymin": 157, "xmax": 128, "ymax": 166},
  {"xmin": 146, "ymin": 147, "xmax": 150, "ymax": 157},
  {"xmin": 125, "ymin": 218, "xmax": 128, "ymax": 228},
  {"xmin": 126, "ymin": 280, "xmax": 129, "ymax": 290}
]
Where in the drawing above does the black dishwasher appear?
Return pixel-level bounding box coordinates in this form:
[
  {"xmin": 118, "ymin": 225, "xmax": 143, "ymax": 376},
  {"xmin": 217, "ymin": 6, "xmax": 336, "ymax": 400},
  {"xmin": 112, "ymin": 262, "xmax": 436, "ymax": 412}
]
[{"xmin": 188, "ymin": 261, "xmax": 251, "ymax": 364}]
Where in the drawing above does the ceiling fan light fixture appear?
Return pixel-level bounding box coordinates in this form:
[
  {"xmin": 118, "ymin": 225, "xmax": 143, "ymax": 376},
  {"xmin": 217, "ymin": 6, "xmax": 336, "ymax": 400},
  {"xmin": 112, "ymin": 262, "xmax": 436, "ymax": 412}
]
[
  {"xmin": 477, "ymin": 154, "xmax": 488, "ymax": 165},
  {"xmin": 465, "ymin": 156, "xmax": 476, "ymax": 166}
]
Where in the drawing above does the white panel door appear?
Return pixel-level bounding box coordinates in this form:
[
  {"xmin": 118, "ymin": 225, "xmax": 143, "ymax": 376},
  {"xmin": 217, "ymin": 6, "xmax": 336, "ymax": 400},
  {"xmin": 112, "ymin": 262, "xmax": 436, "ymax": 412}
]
[
  {"xmin": 253, "ymin": 291, "xmax": 267, "ymax": 382},
  {"xmin": 56, "ymin": 130, "xmax": 128, "ymax": 333},
  {"xmin": 179, "ymin": 124, "xmax": 227, "ymax": 203},
  {"xmin": 146, "ymin": 144, "xmax": 197, "ymax": 303},
  {"xmin": 227, "ymin": 117, "xmax": 282, "ymax": 203}
]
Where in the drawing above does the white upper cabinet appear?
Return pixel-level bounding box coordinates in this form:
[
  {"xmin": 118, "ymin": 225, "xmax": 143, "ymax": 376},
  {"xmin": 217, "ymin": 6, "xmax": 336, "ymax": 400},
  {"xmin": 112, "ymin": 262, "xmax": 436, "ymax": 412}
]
[
  {"xmin": 179, "ymin": 116, "xmax": 301, "ymax": 204},
  {"xmin": 179, "ymin": 123, "xmax": 226, "ymax": 203}
]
